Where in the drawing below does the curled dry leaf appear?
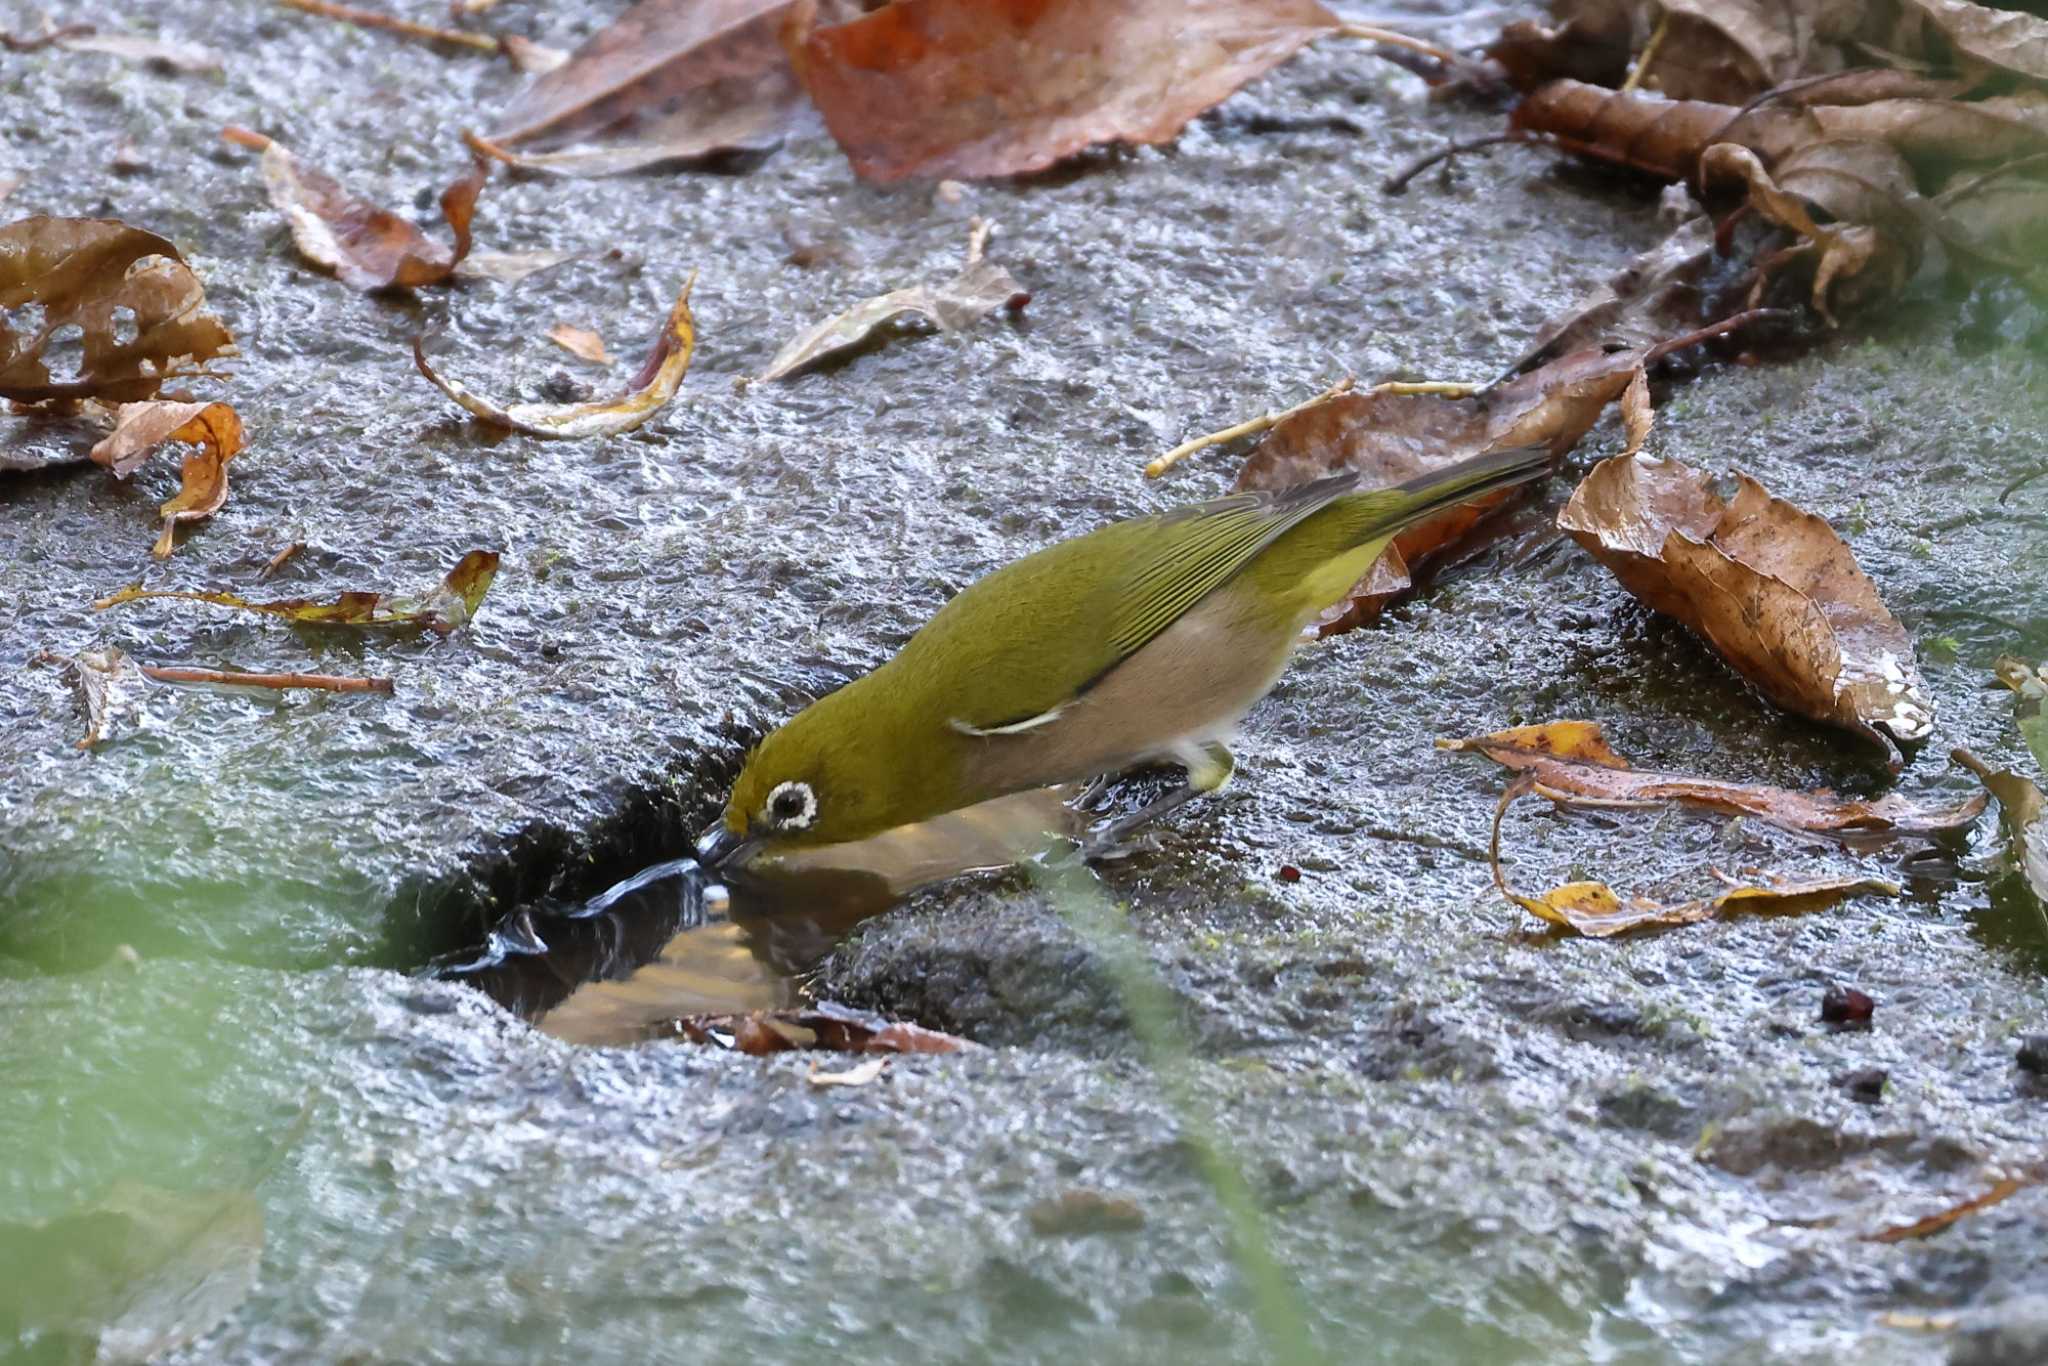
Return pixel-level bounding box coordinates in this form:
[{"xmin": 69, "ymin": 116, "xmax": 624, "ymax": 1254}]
[
  {"xmin": 546, "ymin": 322, "xmax": 610, "ymax": 364},
  {"xmin": 1440, "ymin": 721, "xmax": 1987, "ymax": 836},
  {"xmin": 1559, "ymin": 454, "xmax": 1933, "ymax": 762},
  {"xmin": 89, "ymin": 400, "xmax": 246, "ymax": 558},
  {"xmin": 32, "ymin": 647, "xmax": 138, "ymax": 750},
  {"xmin": 415, "ymin": 273, "xmax": 695, "ymax": 437},
  {"xmin": 1953, "ymin": 747, "xmax": 2048, "ymax": 908},
  {"xmin": 480, "ymin": 0, "xmax": 843, "ymax": 176},
  {"xmin": 757, "ymin": 218, "xmax": 1026, "ymax": 381},
  {"xmin": 0, "ymin": 216, "xmax": 235, "ymax": 404},
  {"xmin": 791, "ymin": 0, "xmax": 1340, "ymax": 182},
  {"xmin": 94, "ymin": 549, "xmax": 501, "ymax": 634},
  {"xmin": 225, "ymin": 128, "xmax": 488, "ymax": 292},
  {"xmin": 1701, "ymin": 140, "xmax": 1921, "ymax": 322}
]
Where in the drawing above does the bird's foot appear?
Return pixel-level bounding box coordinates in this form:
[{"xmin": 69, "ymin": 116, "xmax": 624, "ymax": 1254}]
[{"xmin": 1061, "ymin": 783, "xmax": 1202, "ymax": 864}]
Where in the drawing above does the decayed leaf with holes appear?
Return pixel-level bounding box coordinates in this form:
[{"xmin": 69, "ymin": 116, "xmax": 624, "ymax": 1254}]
[
  {"xmin": 791, "ymin": 0, "xmax": 1339, "ymax": 182},
  {"xmin": 95, "ymin": 550, "xmax": 501, "ymax": 634},
  {"xmin": 415, "ymin": 275, "xmax": 695, "ymax": 437},
  {"xmin": 757, "ymin": 218, "xmax": 1026, "ymax": 381},
  {"xmin": 1231, "ymin": 344, "xmax": 1657, "ymax": 636},
  {"xmin": 1440, "ymin": 721, "xmax": 1986, "ymax": 836},
  {"xmin": 1701, "ymin": 140, "xmax": 1921, "ymax": 322},
  {"xmin": 32, "ymin": 647, "xmax": 139, "ymax": 749},
  {"xmin": 225, "ymin": 128, "xmax": 488, "ymax": 292},
  {"xmin": 0, "ymin": 1184, "xmax": 262, "ymax": 1360},
  {"xmin": 480, "ymin": 0, "xmax": 848, "ymax": 176},
  {"xmin": 1559, "ymin": 454, "xmax": 1933, "ymax": 764},
  {"xmin": 89, "ymin": 400, "xmax": 246, "ymax": 557},
  {"xmin": 0, "ymin": 216, "xmax": 235, "ymax": 404}
]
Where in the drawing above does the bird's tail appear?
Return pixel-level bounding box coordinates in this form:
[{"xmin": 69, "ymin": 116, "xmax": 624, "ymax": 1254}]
[{"xmin": 1369, "ymin": 443, "xmax": 1553, "ymax": 531}]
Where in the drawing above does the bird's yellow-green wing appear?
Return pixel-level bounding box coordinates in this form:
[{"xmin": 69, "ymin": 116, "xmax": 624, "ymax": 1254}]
[{"xmin": 1106, "ymin": 474, "xmax": 1356, "ymax": 660}]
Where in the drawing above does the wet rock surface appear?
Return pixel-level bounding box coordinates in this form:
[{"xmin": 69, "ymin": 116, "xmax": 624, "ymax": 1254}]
[{"xmin": 3, "ymin": 2, "xmax": 2047, "ymax": 1363}]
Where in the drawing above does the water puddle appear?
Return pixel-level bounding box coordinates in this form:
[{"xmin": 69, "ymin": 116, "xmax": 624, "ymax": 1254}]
[{"xmin": 436, "ymin": 786, "xmax": 1083, "ymax": 1044}]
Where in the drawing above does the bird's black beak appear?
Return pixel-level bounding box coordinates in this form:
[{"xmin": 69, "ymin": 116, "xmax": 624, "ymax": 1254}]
[{"xmin": 695, "ymin": 822, "xmax": 761, "ymax": 871}]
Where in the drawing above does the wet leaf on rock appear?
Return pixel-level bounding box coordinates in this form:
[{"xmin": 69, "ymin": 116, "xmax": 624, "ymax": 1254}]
[
  {"xmin": 1496, "ymin": 860, "xmax": 1898, "ymax": 937},
  {"xmin": 0, "ymin": 1183, "xmax": 262, "ymax": 1361},
  {"xmin": 677, "ymin": 1001, "xmax": 974, "ymax": 1055},
  {"xmin": 1953, "ymin": 747, "xmax": 2048, "ymax": 908},
  {"xmin": 1865, "ymin": 1173, "xmax": 2036, "ymax": 1242},
  {"xmin": 1441, "ymin": 721, "xmax": 1986, "ymax": 836},
  {"xmin": 756, "ymin": 217, "xmax": 1025, "ymax": 381},
  {"xmin": 479, "ymin": 0, "xmax": 842, "ymax": 177},
  {"xmin": 0, "ymin": 216, "xmax": 235, "ymax": 405},
  {"xmin": 89, "ymin": 400, "xmax": 246, "ymax": 557},
  {"xmin": 545, "ymin": 322, "xmax": 610, "ymax": 364},
  {"xmin": 95, "ymin": 550, "xmax": 501, "ymax": 634},
  {"xmin": 791, "ymin": 0, "xmax": 1340, "ymax": 182},
  {"xmin": 1558, "ymin": 454, "xmax": 1934, "ymax": 763},
  {"xmin": 32, "ymin": 647, "xmax": 138, "ymax": 749},
  {"xmin": 224, "ymin": 128, "xmax": 488, "ymax": 292},
  {"xmin": 415, "ymin": 274, "xmax": 695, "ymax": 437}
]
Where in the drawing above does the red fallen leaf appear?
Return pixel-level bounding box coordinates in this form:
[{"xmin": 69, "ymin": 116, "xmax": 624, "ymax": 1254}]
[
  {"xmin": 482, "ymin": 0, "xmax": 850, "ymax": 177},
  {"xmin": 93, "ymin": 550, "xmax": 501, "ymax": 634},
  {"xmin": 790, "ymin": 0, "xmax": 1341, "ymax": 183},
  {"xmin": 1439, "ymin": 721, "xmax": 1987, "ymax": 837},
  {"xmin": 0, "ymin": 217, "xmax": 236, "ymax": 405},
  {"xmin": 223, "ymin": 127, "xmax": 488, "ymax": 292},
  {"xmin": 1558, "ymin": 454, "xmax": 1935, "ymax": 762},
  {"xmin": 414, "ymin": 273, "xmax": 695, "ymax": 438},
  {"xmin": 88, "ymin": 400, "xmax": 246, "ymax": 558}
]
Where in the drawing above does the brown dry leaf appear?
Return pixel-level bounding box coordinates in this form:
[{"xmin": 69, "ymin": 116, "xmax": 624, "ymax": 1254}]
[
  {"xmin": 676, "ymin": 1001, "xmax": 974, "ymax": 1055},
  {"xmin": 0, "ymin": 216, "xmax": 235, "ymax": 405},
  {"xmin": 55, "ymin": 30, "xmax": 224, "ymax": 72},
  {"xmin": 1953, "ymin": 748, "xmax": 2048, "ymax": 907},
  {"xmin": 94, "ymin": 550, "xmax": 501, "ymax": 634},
  {"xmin": 481, "ymin": 0, "xmax": 841, "ymax": 177},
  {"xmin": 1510, "ymin": 78, "xmax": 1817, "ymax": 181},
  {"xmin": 415, "ymin": 273, "xmax": 695, "ymax": 437},
  {"xmin": 87, "ymin": 400, "xmax": 246, "ymax": 558},
  {"xmin": 1559, "ymin": 454, "xmax": 1934, "ymax": 762},
  {"xmin": 1701, "ymin": 139, "xmax": 1921, "ymax": 321},
  {"xmin": 791, "ymin": 0, "xmax": 1340, "ymax": 183},
  {"xmin": 757, "ymin": 218, "xmax": 1026, "ymax": 381},
  {"xmin": 1441, "ymin": 721, "xmax": 1987, "ymax": 836},
  {"xmin": 1865, "ymin": 1175, "xmax": 2035, "ymax": 1242},
  {"xmin": 1230, "ymin": 344, "xmax": 1653, "ymax": 635},
  {"xmin": 225, "ymin": 128, "xmax": 488, "ymax": 292},
  {"xmin": 32, "ymin": 647, "xmax": 138, "ymax": 749},
  {"xmin": 1900, "ymin": 0, "xmax": 2048, "ymax": 84},
  {"xmin": 545, "ymin": 322, "xmax": 610, "ymax": 364},
  {"xmin": 1499, "ymin": 863, "xmax": 1898, "ymax": 937}
]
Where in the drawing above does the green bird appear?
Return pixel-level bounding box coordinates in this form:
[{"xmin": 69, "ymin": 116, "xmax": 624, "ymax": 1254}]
[{"xmin": 698, "ymin": 444, "xmax": 1549, "ymax": 868}]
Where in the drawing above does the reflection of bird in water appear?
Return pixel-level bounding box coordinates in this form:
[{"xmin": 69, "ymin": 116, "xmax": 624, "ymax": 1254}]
[{"xmin": 436, "ymin": 787, "xmax": 1080, "ymax": 1045}]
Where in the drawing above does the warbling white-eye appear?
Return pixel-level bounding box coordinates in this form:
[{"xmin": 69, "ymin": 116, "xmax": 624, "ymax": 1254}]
[{"xmin": 698, "ymin": 445, "xmax": 1549, "ymax": 868}]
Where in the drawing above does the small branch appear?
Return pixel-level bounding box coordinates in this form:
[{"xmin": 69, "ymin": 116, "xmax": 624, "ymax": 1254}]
[
  {"xmin": 1369, "ymin": 379, "xmax": 1480, "ymax": 398},
  {"xmin": 1618, "ymin": 13, "xmax": 1669, "ymax": 94},
  {"xmin": 1334, "ymin": 21, "xmax": 1462, "ymax": 66},
  {"xmin": 1643, "ymin": 307, "xmax": 1789, "ymax": 362},
  {"xmin": 2000, "ymin": 462, "xmax": 2048, "ymax": 505},
  {"xmin": 276, "ymin": 0, "xmax": 501, "ymax": 52},
  {"xmin": 139, "ymin": 665, "xmax": 395, "ymax": 694},
  {"xmin": 1145, "ymin": 377, "xmax": 1353, "ymax": 478},
  {"xmin": 1384, "ymin": 133, "xmax": 1533, "ymax": 194},
  {"xmin": 259, "ymin": 540, "xmax": 304, "ymax": 581}
]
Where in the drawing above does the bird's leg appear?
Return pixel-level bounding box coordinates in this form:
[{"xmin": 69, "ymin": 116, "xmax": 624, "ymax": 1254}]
[{"xmin": 1071, "ymin": 742, "xmax": 1233, "ymax": 862}]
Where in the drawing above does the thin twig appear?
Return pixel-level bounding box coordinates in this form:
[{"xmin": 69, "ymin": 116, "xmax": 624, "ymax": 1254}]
[
  {"xmin": 139, "ymin": 665, "xmax": 395, "ymax": 694},
  {"xmin": 2001, "ymin": 463, "xmax": 2048, "ymax": 504},
  {"xmin": 276, "ymin": 0, "xmax": 501, "ymax": 52},
  {"xmin": 259, "ymin": 541, "xmax": 305, "ymax": 581},
  {"xmin": 1145, "ymin": 378, "xmax": 1354, "ymax": 478},
  {"xmin": 1384, "ymin": 133, "xmax": 1534, "ymax": 193},
  {"xmin": 1619, "ymin": 13, "xmax": 1669, "ymax": 94},
  {"xmin": 1335, "ymin": 21, "xmax": 1462, "ymax": 66},
  {"xmin": 1371, "ymin": 379, "xmax": 1481, "ymax": 398},
  {"xmin": 1642, "ymin": 307, "xmax": 1789, "ymax": 362}
]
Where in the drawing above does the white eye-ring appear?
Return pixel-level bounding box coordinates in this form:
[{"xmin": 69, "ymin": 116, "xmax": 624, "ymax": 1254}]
[{"xmin": 763, "ymin": 780, "xmax": 817, "ymax": 831}]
